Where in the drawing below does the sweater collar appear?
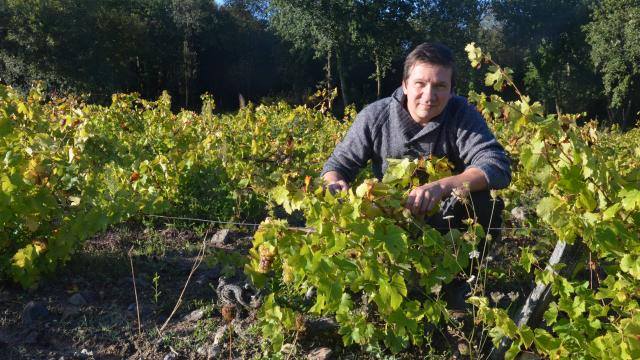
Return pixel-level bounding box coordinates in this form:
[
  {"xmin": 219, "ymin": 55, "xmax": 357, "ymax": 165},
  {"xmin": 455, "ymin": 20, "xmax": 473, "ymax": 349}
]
[{"xmin": 390, "ymin": 87, "xmax": 423, "ymax": 140}]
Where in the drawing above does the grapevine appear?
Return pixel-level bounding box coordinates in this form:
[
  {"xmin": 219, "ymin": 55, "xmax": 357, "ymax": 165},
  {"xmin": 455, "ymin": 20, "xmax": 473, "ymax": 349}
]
[
  {"xmin": 1, "ymin": 42, "xmax": 639, "ymax": 358},
  {"xmin": 465, "ymin": 43, "xmax": 640, "ymax": 360},
  {"xmin": 246, "ymin": 158, "xmax": 478, "ymax": 353}
]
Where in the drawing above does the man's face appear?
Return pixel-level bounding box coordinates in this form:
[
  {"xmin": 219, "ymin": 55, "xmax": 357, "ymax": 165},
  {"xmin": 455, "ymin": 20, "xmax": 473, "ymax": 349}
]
[{"xmin": 402, "ymin": 62, "xmax": 453, "ymax": 125}]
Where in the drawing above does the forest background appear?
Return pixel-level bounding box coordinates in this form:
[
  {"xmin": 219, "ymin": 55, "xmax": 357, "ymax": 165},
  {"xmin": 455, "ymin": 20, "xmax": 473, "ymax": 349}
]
[{"xmin": 1, "ymin": 0, "xmax": 639, "ymax": 129}]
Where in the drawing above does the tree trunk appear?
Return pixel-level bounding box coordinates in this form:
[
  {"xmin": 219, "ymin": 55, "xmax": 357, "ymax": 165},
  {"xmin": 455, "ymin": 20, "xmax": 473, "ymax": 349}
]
[
  {"xmin": 336, "ymin": 49, "xmax": 349, "ymax": 108},
  {"xmin": 326, "ymin": 49, "xmax": 332, "ymax": 89},
  {"xmin": 375, "ymin": 51, "xmax": 382, "ymax": 99},
  {"xmin": 621, "ymin": 99, "xmax": 633, "ymax": 130},
  {"xmin": 606, "ymin": 107, "xmax": 615, "ymax": 128},
  {"xmin": 183, "ymin": 39, "xmax": 189, "ymax": 108}
]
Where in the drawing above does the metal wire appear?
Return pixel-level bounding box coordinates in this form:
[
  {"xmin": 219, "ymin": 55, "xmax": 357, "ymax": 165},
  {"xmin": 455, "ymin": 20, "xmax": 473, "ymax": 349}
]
[
  {"xmin": 145, "ymin": 214, "xmax": 262, "ymax": 228},
  {"xmin": 143, "ymin": 214, "xmax": 551, "ymax": 233}
]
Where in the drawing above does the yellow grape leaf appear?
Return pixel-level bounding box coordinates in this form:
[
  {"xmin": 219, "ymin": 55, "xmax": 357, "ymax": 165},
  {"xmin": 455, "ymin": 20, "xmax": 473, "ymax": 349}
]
[
  {"xmin": 251, "ymin": 139, "xmax": 258, "ymax": 155},
  {"xmin": 17, "ymin": 102, "xmax": 30, "ymax": 117},
  {"xmin": 1, "ymin": 174, "xmax": 15, "ymax": 193},
  {"xmin": 464, "ymin": 42, "xmax": 483, "ymax": 68},
  {"xmin": 12, "ymin": 245, "xmax": 38, "ymax": 268}
]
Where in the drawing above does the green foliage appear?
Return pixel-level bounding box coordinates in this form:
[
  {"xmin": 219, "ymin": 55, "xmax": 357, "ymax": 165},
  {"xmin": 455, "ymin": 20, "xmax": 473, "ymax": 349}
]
[
  {"xmin": 246, "ymin": 158, "xmax": 472, "ymax": 353},
  {"xmin": 0, "ymin": 85, "xmax": 158, "ymax": 287},
  {"xmin": 0, "ymin": 0, "xmax": 319, "ymax": 110},
  {"xmin": 0, "ymin": 84, "xmax": 349, "ymax": 287},
  {"xmin": 262, "ymin": 0, "xmax": 485, "ymax": 105},
  {"xmin": 584, "ymin": 0, "xmax": 640, "ymax": 128},
  {"xmin": 487, "ymin": 0, "xmax": 602, "ymax": 115},
  {"xmin": 466, "ymin": 42, "xmax": 640, "ymax": 360},
  {"xmin": 519, "ymin": 247, "xmax": 537, "ymax": 273},
  {"xmin": 3, "ymin": 30, "xmax": 640, "ymax": 356},
  {"xmin": 152, "ymin": 271, "xmax": 162, "ymax": 304}
]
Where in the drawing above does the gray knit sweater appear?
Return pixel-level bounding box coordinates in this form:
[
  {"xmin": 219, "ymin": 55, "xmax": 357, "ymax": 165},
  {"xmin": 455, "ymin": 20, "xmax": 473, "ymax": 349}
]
[{"xmin": 321, "ymin": 87, "xmax": 511, "ymax": 189}]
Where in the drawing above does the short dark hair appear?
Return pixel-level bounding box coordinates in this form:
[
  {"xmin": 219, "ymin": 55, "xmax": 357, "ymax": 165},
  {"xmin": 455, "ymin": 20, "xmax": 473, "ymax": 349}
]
[{"xmin": 403, "ymin": 43, "xmax": 456, "ymax": 91}]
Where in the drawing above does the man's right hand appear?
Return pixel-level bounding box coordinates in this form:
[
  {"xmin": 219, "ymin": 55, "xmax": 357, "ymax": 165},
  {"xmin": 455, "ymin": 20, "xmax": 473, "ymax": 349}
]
[{"xmin": 323, "ymin": 171, "xmax": 350, "ymax": 194}]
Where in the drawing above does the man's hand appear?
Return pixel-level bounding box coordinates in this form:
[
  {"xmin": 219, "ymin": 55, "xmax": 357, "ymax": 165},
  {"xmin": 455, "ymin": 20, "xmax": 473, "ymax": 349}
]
[
  {"xmin": 323, "ymin": 171, "xmax": 349, "ymax": 194},
  {"xmin": 327, "ymin": 180, "xmax": 349, "ymax": 194},
  {"xmin": 405, "ymin": 181, "xmax": 446, "ymax": 216},
  {"xmin": 404, "ymin": 167, "xmax": 489, "ymax": 217}
]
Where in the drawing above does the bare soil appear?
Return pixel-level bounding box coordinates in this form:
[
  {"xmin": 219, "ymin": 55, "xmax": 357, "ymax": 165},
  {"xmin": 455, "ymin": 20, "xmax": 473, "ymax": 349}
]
[{"xmin": 1, "ymin": 218, "xmax": 539, "ymax": 360}]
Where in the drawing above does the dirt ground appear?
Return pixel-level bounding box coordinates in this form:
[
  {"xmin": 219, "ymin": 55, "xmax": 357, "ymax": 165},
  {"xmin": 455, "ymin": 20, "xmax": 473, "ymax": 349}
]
[
  {"xmin": 1, "ymin": 219, "xmax": 540, "ymax": 360},
  {"xmin": 2, "ymin": 223, "xmax": 254, "ymax": 359}
]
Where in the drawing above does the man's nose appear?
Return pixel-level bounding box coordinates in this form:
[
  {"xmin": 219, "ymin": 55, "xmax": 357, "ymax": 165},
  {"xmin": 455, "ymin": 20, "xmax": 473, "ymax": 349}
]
[{"xmin": 422, "ymin": 84, "xmax": 436, "ymax": 100}]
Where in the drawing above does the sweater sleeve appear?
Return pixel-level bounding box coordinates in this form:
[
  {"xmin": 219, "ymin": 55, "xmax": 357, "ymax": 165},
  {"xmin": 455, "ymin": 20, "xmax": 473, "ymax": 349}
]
[
  {"xmin": 455, "ymin": 103, "xmax": 511, "ymax": 189},
  {"xmin": 320, "ymin": 107, "xmax": 375, "ymax": 183}
]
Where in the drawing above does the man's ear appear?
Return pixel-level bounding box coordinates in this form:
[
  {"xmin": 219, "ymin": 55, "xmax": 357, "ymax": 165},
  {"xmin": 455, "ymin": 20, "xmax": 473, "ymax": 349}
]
[{"xmin": 402, "ymin": 80, "xmax": 408, "ymax": 94}]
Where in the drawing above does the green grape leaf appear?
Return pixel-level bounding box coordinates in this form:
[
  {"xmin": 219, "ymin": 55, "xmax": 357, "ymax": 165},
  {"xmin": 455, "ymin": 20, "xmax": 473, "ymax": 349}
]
[
  {"xmin": 577, "ymin": 189, "xmax": 597, "ymax": 212},
  {"xmin": 390, "ymin": 274, "xmax": 408, "ymax": 308},
  {"xmin": 557, "ymin": 165, "xmax": 585, "ymax": 194},
  {"xmin": 620, "ymin": 254, "xmax": 640, "ymax": 279},
  {"xmin": 271, "ymin": 332, "xmax": 284, "ymax": 352},
  {"xmin": 485, "ymin": 65, "xmax": 511, "ymax": 91},
  {"xmin": 520, "ymin": 140, "xmax": 545, "ymax": 171},
  {"xmin": 620, "ymin": 188, "xmax": 640, "ymax": 211},
  {"xmin": 388, "ymin": 308, "xmax": 413, "ymax": 331},
  {"xmin": 310, "ymin": 292, "xmax": 326, "ymax": 314},
  {"xmin": 534, "ymin": 329, "xmax": 561, "ymax": 354},
  {"xmin": 518, "ymin": 326, "xmax": 535, "ymax": 349},
  {"xmin": 382, "ymin": 158, "xmax": 414, "ymax": 185},
  {"xmin": 270, "ymin": 185, "xmax": 289, "ymax": 206},
  {"xmin": 536, "ymin": 196, "xmax": 568, "ymax": 229},
  {"xmin": 559, "ymin": 295, "xmax": 585, "ymax": 318},
  {"xmin": 602, "ymin": 203, "xmax": 622, "ymax": 220},
  {"xmin": 376, "ymin": 275, "xmax": 405, "ymax": 312},
  {"xmin": 379, "ymin": 224, "xmax": 407, "ymax": 261},
  {"xmin": 505, "ymin": 342, "xmax": 521, "ymax": 360},
  {"xmin": 337, "ymin": 293, "xmax": 352, "ymax": 315},
  {"xmin": 519, "ymin": 247, "xmax": 537, "ymax": 273},
  {"xmin": 544, "ymin": 302, "xmax": 559, "ymax": 326},
  {"xmin": 0, "ymin": 116, "xmax": 12, "ymax": 136}
]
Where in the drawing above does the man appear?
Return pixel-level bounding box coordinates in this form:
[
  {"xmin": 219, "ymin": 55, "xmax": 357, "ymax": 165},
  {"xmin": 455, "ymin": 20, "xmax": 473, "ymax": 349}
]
[{"xmin": 321, "ymin": 43, "xmax": 511, "ymax": 231}]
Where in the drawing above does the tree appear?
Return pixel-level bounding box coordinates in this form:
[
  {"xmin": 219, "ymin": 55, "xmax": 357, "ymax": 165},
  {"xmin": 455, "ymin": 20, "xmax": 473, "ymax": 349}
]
[
  {"xmin": 264, "ymin": 0, "xmax": 355, "ymax": 107},
  {"xmin": 350, "ymin": 1, "xmax": 414, "ymax": 98},
  {"xmin": 170, "ymin": 0, "xmax": 211, "ymax": 108},
  {"xmin": 199, "ymin": 1, "xmax": 322, "ymax": 108},
  {"xmin": 0, "ymin": 0, "xmax": 160, "ymax": 98},
  {"xmin": 411, "ymin": 0, "xmax": 485, "ymax": 94},
  {"xmin": 487, "ymin": 0, "xmax": 604, "ymax": 116},
  {"xmin": 0, "ymin": 0, "xmax": 317, "ymax": 110},
  {"xmin": 584, "ymin": 0, "xmax": 640, "ymax": 128}
]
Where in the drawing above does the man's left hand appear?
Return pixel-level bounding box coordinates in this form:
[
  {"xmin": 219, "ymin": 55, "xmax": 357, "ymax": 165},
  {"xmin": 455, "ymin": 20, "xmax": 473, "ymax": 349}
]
[{"xmin": 405, "ymin": 181, "xmax": 446, "ymax": 216}]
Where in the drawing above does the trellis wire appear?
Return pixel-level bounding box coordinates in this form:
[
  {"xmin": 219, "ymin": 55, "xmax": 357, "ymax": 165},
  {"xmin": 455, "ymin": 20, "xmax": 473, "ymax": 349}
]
[{"xmin": 144, "ymin": 214, "xmax": 551, "ymax": 233}]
